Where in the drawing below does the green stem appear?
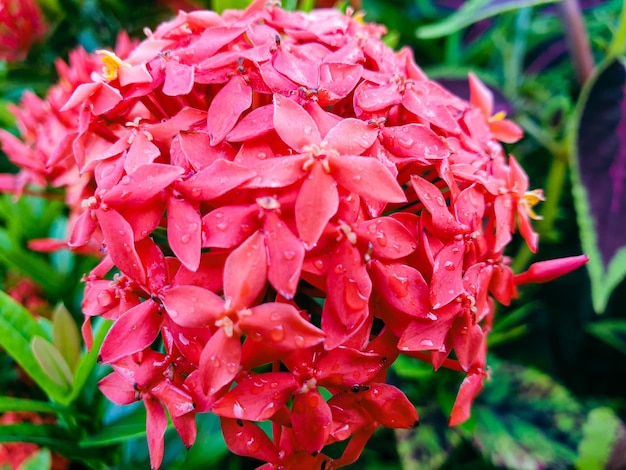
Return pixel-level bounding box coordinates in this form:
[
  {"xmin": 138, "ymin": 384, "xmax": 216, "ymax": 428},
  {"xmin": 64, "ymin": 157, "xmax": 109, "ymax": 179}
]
[
  {"xmin": 559, "ymin": 0, "xmax": 595, "ymax": 85},
  {"xmin": 537, "ymin": 155, "xmax": 568, "ymax": 239}
]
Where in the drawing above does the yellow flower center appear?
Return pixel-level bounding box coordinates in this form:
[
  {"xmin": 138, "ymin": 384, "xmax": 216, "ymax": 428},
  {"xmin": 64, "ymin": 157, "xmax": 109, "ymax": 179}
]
[
  {"xmin": 96, "ymin": 50, "xmax": 128, "ymax": 81},
  {"xmin": 521, "ymin": 189, "xmax": 545, "ymax": 220}
]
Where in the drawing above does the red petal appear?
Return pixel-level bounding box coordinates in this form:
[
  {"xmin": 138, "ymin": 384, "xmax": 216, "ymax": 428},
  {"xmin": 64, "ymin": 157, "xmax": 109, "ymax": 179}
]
[
  {"xmin": 226, "ymin": 104, "xmax": 274, "ymax": 142},
  {"xmin": 430, "ymin": 240, "xmax": 465, "ymax": 308},
  {"xmin": 220, "ymin": 417, "xmax": 280, "ymax": 462},
  {"xmin": 332, "ymin": 155, "xmax": 406, "ymax": 203},
  {"xmin": 397, "ymin": 307, "xmax": 456, "ymax": 353},
  {"xmin": 199, "ymin": 328, "xmax": 241, "ymax": 395},
  {"xmin": 273, "ymin": 47, "xmax": 319, "ymax": 88},
  {"xmin": 355, "ymin": 217, "xmax": 416, "ymax": 260},
  {"xmin": 324, "ymin": 118, "xmax": 377, "ymax": 156},
  {"xmin": 171, "ymin": 412, "xmax": 197, "ymax": 449},
  {"xmin": 212, "ymin": 372, "xmax": 298, "ymax": 421},
  {"xmin": 468, "ymin": 72, "xmax": 494, "ymax": 119},
  {"xmin": 145, "ymin": 398, "xmax": 168, "ymax": 470},
  {"xmin": 295, "ymin": 164, "xmax": 339, "ymax": 250},
  {"xmin": 361, "ymin": 383, "xmax": 418, "ymax": 428},
  {"xmin": 449, "ymin": 372, "xmax": 485, "ymax": 426},
  {"xmin": 150, "ymin": 380, "xmax": 195, "ymax": 418},
  {"xmin": 96, "ymin": 208, "xmax": 146, "ymax": 284},
  {"xmin": 490, "ymin": 119, "xmax": 523, "ymax": 143},
  {"xmin": 223, "ymin": 230, "xmax": 267, "ymax": 309},
  {"xmin": 167, "ymin": 197, "xmax": 202, "ymax": 271},
  {"xmin": 207, "ymin": 75, "xmax": 252, "ymax": 145},
  {"xmin": 243, "ymin": 154, "xmax": 308, "ymax": 189},
  {"xmin": 318, "ymin": 63, "xmax": 363, "ymax": 105},
  {"xmin": 161, "ymin": 285, "xmax": 223, "ymax": 328},
  {"xmin": 451, "ymin": 316, "xmax": 484, "ymax": 372},
  {"xmin": 103, "ymin": 163, "xmax": 184, "ymax": 205},
  {"xmin": 264, "ymin": 212, "xmax": 304, "ymax": 299},
  {"xmin": 380, "ymin": 124, "xmax": 450, "ymax": 162},
  {"xmin": 514, "ymin": 254, "xmax": 589, "ymax": 285},
  {"xmin": 291, "ymin": 389, "xmax": 332, "ymax": 454},
  {"xmin": 273, "ymin": 94, "xmax": 320, "ymax": 151},
  {"xmin": 135, "ymin": 237, "xmax": 168, "ymax": 293},
  {"xmin": 410, "ymin": 175, "xmax": 464, "ymax": 237},
  {"xmin": 326, "ymin": 239, "xmax": 371, "ymax": 332},
  {"xmin": 99, "ymin": 300, "xmax": 162, "ymax": 363},
  {"xmin": 239, "ymin": 303, "xmax": 325, "ymax": 351},
  {"xmin": 315, "ymin": 347, "xmax": 385, "ymax": 387},
  {"xmin": 163, "ymin": 60, "xmax": 195, "ymax": 96},
  {"xmin": 369, "ymin": 261, "xmax": 429, "ymax": 317},
  {"xmin": 493, "ymin": 194, "xmax": 514, "ymax": 253}
]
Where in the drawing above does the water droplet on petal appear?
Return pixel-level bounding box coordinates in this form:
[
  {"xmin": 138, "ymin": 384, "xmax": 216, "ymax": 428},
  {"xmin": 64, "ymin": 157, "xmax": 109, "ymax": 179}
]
[
  {"xmin": 444, "ymin": 261, "xmax": 455, "ymax": 271},
  {"xmin": 283, "ymin": 250, "xmax": 296, "ymax": 261},
  {"xmin": 294, "ymin": 335, "xmax": 305, "ymax": 348},
  {"xmin": 257, "ymin": 152, "xmax": 267, "ymax": 160},
  {"xmin": 269, "ymin": 325, "xmax": 285, "ymax": 342},
  {"xmin": 420, "ymin": 339, "xmax": 434, "ymax": 347},
  {"xmin": 246, "ymin": 437, "xmax": 260, "ymax": 453},
  {"xmin": 226, "ymin": 361, "xmax": 238, "ymax": 374},
  {"xmin": 344, "ymin": 278, "xmax": 368, "ymax": 311},
  {"xmin": 334, "ymin": 264, "xmax": 346, "ymax": 274},
  {"xmin": 191, "ymin": 188, "xmax": 202, "ymax": 198},
  {"xmin": 375, "ymin": 232, "xmax": 387, "ymax": 247},
  {"xmin": 303, "ymin": 125, "xmax": 313, "ymax": 135},
  {"xmin": 388, "ymin": 275, "xmax": 409, "ymax": 298},
  {"xmin": 233, "ymin": 401, "xmax": 244, "ymax": 419},
  {"xmin": 97, "ymin": 291, "xmax": 114, "ymax": 307},
  {"xmin": 313, "ymin": 259, "xmax": 325, "ymax": 271},
  {"xmin": 180, "ymin": 234, "xmax": 191, "ymax": 244},
  {"xmin": 426, "ymin": 312, "xmax": 438, "ymax": 321},
  {"xmin": 352, "ymin": 174, "xmax": 362, "ymax": 183},
  {"xmin": 216, "ymin": 222, "xmax": 228, "ymax": 231}
]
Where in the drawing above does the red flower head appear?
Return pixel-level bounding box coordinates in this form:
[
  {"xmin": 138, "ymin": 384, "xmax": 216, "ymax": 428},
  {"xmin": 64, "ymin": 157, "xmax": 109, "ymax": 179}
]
[
  {"xmin": 0, "ymin": 0, "xmax": 47, "ymax": 62},
  {"xmin": 1, "ymin": 0, "xmax": 587, "ymax": 468}
]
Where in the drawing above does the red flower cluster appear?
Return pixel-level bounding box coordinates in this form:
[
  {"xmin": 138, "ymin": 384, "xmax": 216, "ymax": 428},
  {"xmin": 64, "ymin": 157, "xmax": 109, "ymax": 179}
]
[
  {"xmin": 0, "ymin": 1, "xmax": 588, "ymax": 468},
  {"xmin": 0, "ymin": 0, "xmax": 47, "ymax": 62}
]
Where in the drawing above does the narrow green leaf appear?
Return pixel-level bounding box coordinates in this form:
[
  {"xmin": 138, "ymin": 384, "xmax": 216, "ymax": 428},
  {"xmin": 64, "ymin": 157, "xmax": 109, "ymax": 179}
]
[
  {"xmin": 0, "ymin": 397, "xmax": 70, "ymax": 416},
  {"xmin": 19, "ymin": 448, "xmax": 51, "ymax": 470},
  {"xmin": 415, "ymin": 0, "xmax": 560, "ymax": 39},
  {"xmin": 52, "ymin": 303, "xmax": 81, "ymax": 371},
  {"xmin": 31, "ymin": 336, "xmax": 73, "ymax": 390},
  {"xmin": 575, "ymin": 407, "xmax": 625, "ymax": 470},
  {"xmin": 0, "ymin": 291, "xmax": 69, "ymax": 403},
  {"xmin": 80, "ymin": 423, "xmax": 148, "ymax": 447},
  {"xmin": 586, "ymin": 319, "xmax": 626, "ymax": 355}
]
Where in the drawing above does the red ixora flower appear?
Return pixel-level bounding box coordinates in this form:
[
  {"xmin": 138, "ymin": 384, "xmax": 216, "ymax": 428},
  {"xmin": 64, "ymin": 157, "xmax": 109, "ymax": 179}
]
[
  {"xmin": 0, "ymin": 0, "xmax": 588, "ymax": 468},
  {"xmin": 0, "ymin": 0, "xmax": 47, "ymax": 62}
]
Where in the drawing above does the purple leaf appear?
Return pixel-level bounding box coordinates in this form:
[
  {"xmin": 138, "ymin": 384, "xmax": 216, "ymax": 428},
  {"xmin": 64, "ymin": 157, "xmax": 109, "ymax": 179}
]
[{"xmin": 572, "ymin": 58, "xmax": 626, "ymax": 312}]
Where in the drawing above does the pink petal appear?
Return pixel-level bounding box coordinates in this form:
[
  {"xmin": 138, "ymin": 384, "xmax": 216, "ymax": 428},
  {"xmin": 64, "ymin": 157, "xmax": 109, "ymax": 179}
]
[
  {"xmin": 273, "ymin": 47, "xmax": 319, "ymax": 88},
  {"xmin": 295, "ymin": 164, "xmax": 339, "ymax": 250},
  {"xmin": 98, "ymin": 300, "xmax": 162, "ymax": 363},
  {"xmin": 380, "ymin": 124, "xmax": 450, "ymax": 162},
  {"xmin": 223, "ymin": 230, "xmax": 268, "ymax": 309},
  {"xmin": 331, "ymin": 155, "xmax": 407, "ymax": 203},
  {"xmin": 324, "ymin": 118, "xmax": 378, "ymax": 156},
  {"xmin": 239, "ymin": 303, "xmax": 325, "ymax": 351},
  {"xmin": 490, "ymin": 119, "xmax": 523, "ymax": 143},
  {"xmin": 96, "ymin": 208, "xmax": 146, "ymax": 284},
  {"xmin": 226, "ymin": 104, "xmax": 274, "ymax": 142},
  {"xmin": 135, "ymin": 237, "xmax": 168, "ymax": 293},
  {"xmin": 163, "ymin": 60, "xmax": 195, "ymax": 96},
  {"xmin": 98, "ymin": 372, "xmax": 136, "ymax": 405},
  {"xmin": 452, "ymin": 320, "xmax": 484, "ymax": 372},
  {"xmin": 150, "ymin": 380, "xmax": 195, "ymax": 418},
  {"xmin": 243, "ymin": 154, "xmax": 308, "ymax": 189},
  {"xmin": 171, "ymin": 412, "xmax": 197, "ymax": 449},
  {"xmin": 177, "ymin": 159, "xmax": 256, "ymax": 201},
  {"xmin": 493, "ymin": 194, "xmax": 514, "ymax": 253},
  {"xmin": 145, "ymin": 397, "xmax": 168, "ymax": 470},
  {"xmin": 315, "ymin": 347, "xmax": 385, "ymax": 387},
  {"xmin": 161, "ymin": 285, "xmax": 224, "ymax": 328},
  {"xmin": 468, "ymin": 72, "xmax": 494, "ymax": 119},
  {"xmin": 207, "ymin": 75, "xmax": 252, "ymax": 145},
  {"xmin": 318, "ymin": 63, "xmax": 363, "ymax": 105},
  {"xmin": 202, "ymin": 204, "xmax": 259, "ymax": 249},
  {"xmin": 514, "ymin": 254, "xmax": 589, "ymax": 285},
  {"xmin": 291, "ymin": 389, "xmax": 332, "ymax": 454},
  {"xmin": 355, "ymin": 217, "xmax": 417, "ymax": 260},
  {"xmin": 212, "ymin": 372, "xmax": 298, "ymax": 421},
  {"xmin": 167, "ymin": 197, "xmax": 202, "ymax": 271},
  {"xmin": 103, "ymin": 163, "xmax": 184, "ymax": 206},
  {"xmin": 199, "ymin": 328, "xmax": 241, "ymax": 395},
  {"xmin": 273, "ymin": 94, "xmax": 320, "ymax": 151},
  {"xmin": 264, "ymin": 212, "xmax": 304, "ymax": 299},
  {"xmin": 124, "ymin": 133, "xmax": 161, "ymax": 174},
  {"xmin": 148, "ymin": 108, "xmax": 206, "ymax": 142}
]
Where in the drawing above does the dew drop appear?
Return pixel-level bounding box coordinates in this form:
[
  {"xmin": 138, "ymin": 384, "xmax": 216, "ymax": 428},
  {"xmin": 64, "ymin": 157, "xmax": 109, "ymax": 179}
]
[
  {"xmin": 191, "ymin": 187, "xmax": 202, "ymax": 198},
  {"xmin": 226, "ymin": 362, "xmax": 238, "ymax": 374},
  {"xmin": 307, "ymin": 394, "xmax": 319, "ymax": 407},
  {"xmin": 257, "ymin": 152, "xmax": 267, "ymax": 160},
  {"xmin": 210, "ymin": 355, "xmax": 221, "ymax": 368},
  {"xmin": 313, "ymin": 259, "xmax": 325, "ymax": 271},
  {"xmin": 375, "ymin": 232, "xmax": 387, "ymax": 247},
  {"xmin": 451, "ymin": 246, "xmax": 460, "ymax": 253},
  {"xmin": 294, "ymin": 335, "xmax": 305, "ymax": 348},
  {"xmin": 426, "ymin": 312, "xmax": 438, "ymax": 321},
  {"xmin": 216, "ymin": 222, "xmax": 228, "ymax": 231},
  {"xmin": 246, "ymin": 437, "xmax": 260, "ymax": 453},
  {"xmin": 388, "ymin": 275, "xmax": 409, "ymax": 298},
  {"xmin": 334, "ymin": 263, "xmax": 346, "ymax": 274},
  {"xmin": 269, "ymin": 325, "xmax": 285, "ymax": 342},
  {"xmin": 180, "ymin": 234, "xmax": 191, "ymax": 244},
  {"xmin": 97, "ymin": 291, "xmax": 114, "ymax": 307},
  {"xmin": 283, "ymin": 250, "xmax": 296, "ymax": 261},
  {"xmin": 233, "ymin": 401, "xmax": 244, "ymax": 419},
  {"xmin": 303, "ymin": 125, "xmax": 313, "ymax": 135},
  {"xmin": 443, "ymin": 261, "xmax": 455, "ymax": 271},
  {"xmin": 420, "ymin": 339, "xmax": 434, "ymax": 347},
  {"xmin": 352, "ymin": 174, "xmax": 362, "ymax": 183},
  {"xmin": 344, "ymin": 278, "xmax": 368, "ymax": 311},
  {"xmin": 121, "ymin": 176, "xmax": 131, "ymax": 185}
]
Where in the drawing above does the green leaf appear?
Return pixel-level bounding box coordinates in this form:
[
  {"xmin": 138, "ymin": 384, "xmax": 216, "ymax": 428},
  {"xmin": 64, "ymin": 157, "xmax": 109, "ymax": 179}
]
[
  {"xmin": 31, "ymin": 336, "xmax": 73, "ymax": 390},
  {"xmin": 0, "ymin": 397, "xmax": 71, "ymax": 416},
  {"xmin": 211, "ymin": 0, "xmax": 252, "ymax": 13},
  {"xmin": 415, "ymin": 0, "xmax": 560, "ymax": 39},
  {"xmin": 0, "ymin": 291, "xmax": 69, "ymax": 404},
  {"xmin": 19, "ymin": 448, "xmax": 51, "ymax": 470},
  {"xmin": 586, "ymin": 319, "xmax": 626, "ymax": 355},
  {"xmin": 52, "ymin": 303, "xmax": 81, "ymax": 371},
  {"xmin": 576, "ymin": 407, "xmax": 626, "ymax": 470},
  {"xmin": 80, "ymin": 423, "xmax": 147, "ymax": 448}
]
